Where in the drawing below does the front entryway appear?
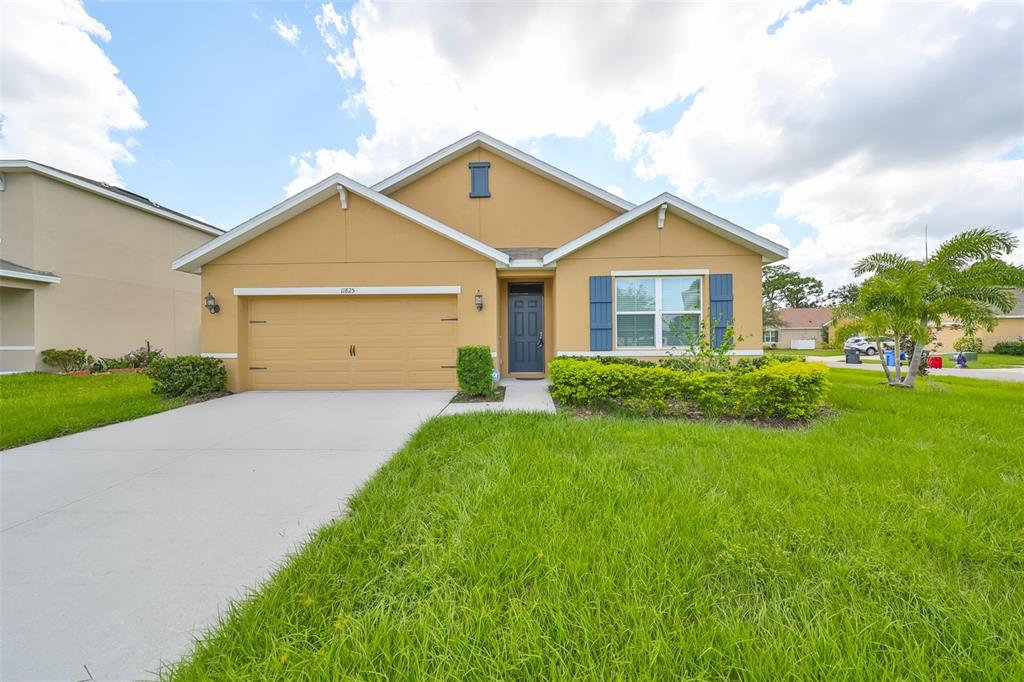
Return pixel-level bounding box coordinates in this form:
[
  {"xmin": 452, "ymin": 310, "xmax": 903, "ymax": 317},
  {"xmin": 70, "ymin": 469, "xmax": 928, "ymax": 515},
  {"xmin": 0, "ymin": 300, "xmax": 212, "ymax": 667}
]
[{"xmin": 508, "ymin": 283, "xmax": 544, "ymax": 373}]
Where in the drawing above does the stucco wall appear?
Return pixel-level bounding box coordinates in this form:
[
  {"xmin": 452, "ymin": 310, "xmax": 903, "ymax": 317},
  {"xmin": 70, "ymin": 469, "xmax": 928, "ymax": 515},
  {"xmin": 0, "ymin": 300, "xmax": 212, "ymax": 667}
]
[
  {"xmin": 553, "ymin": 211, "xmax": 764, "ymax": 354},
  {"xmin": 200, "ymin": 192, "xmax": 499, "ymax": 392},
  {"xmin": 774, "ymin": 327, "xmax": 825, "ymax": 349},
  {"xmin": 0, "ymin": 173, "xmax": 213, "ymax": 370},
  {"xmin": 388, "ymin": 149, "xmax": 621, "ymax": 248},
  {"xmin": 932, "ymin": 319, "xmax": 1024, "ymax": 352}
]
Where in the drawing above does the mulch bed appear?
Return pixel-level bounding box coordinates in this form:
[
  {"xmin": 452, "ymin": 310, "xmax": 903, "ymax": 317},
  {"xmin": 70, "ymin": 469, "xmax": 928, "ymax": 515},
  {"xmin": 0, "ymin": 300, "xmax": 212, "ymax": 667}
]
[{"xmin": 451, "ymin": 386, "xmax": 507, "ymax": 403}]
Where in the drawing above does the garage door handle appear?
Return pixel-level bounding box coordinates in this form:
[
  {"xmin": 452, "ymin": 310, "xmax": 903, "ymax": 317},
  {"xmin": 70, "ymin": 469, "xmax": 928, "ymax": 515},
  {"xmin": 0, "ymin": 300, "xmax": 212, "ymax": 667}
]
[
  {"xmin": 349, "ymin": 344, "xmax": 356, "ymax": 357},
  {"xmin": 249, "ymin": 366, "xmax": 267, "ymax": 370}
]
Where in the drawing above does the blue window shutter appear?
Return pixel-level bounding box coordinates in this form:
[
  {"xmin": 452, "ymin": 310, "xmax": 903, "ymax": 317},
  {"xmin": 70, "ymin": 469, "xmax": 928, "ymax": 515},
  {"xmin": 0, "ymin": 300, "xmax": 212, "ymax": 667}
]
[
  {"xmin": 709, "ymin": 273, "xmax": 734, "ymax": 348},
  {"xmin": 590, "ymin": 276, "xmax": 612, "ymax": 351},
  {"xmin": 469, "ymin": 162, "xmax": 490, "ymax": 198}
]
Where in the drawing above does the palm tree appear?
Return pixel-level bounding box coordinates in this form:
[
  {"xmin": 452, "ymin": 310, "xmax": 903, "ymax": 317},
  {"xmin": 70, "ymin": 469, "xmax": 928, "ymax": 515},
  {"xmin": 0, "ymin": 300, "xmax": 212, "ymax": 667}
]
[{"xmin": 837, "ymin": 229, "xmax": 1024, "ymax": 388}]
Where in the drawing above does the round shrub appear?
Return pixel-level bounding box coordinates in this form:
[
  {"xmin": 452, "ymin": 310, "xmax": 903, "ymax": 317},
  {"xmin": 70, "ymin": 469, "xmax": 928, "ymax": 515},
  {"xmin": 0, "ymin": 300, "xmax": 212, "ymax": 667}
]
[
  {"xmin": 147, "ymin": 355, "xmax": 227, "ymax": 398},
  {"xmin": 41, "ymin": 348, "xmax": 90, "ymax": 374},
  {"xmin": 953, "ymin": 336, "xmax": 983, "ymax": 353}
]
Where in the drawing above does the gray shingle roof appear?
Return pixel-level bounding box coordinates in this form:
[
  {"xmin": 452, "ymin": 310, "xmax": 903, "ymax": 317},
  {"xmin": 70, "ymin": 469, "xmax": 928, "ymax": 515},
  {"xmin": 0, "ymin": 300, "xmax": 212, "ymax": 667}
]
[{"xmin": 0, "ymin": 258, "xmax": 59, "ymax": 279}]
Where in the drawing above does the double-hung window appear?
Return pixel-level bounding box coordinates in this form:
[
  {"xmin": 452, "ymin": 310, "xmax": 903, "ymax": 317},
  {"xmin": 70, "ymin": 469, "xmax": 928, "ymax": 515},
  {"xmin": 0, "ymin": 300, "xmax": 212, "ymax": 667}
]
[
  {"xmin": 615, "ymin": 276, "xmax": 702, "ymax": 349},
  {"xmin": 763, "ymin": 329, "xmax": 779, "ymax": 343}
]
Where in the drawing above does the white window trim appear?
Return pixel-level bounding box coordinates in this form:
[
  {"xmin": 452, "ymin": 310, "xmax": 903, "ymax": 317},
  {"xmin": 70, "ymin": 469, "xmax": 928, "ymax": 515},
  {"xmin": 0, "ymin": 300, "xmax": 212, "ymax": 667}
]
[
  {"xmin": 763, "ymin": 329, "xmax": 779, "ymax": 343},
  {"xmin": 0, "ymin": 345, "xmax": 34, "ymax": 351},
  {"xmin": 233, "ymin": 286, "xmax": 461, "ymax": 296},
  {"xmin": 610, "ymin": 268, "xmax": 709, "ymax": 276},
  {"xmin": 201, "ymin": 352, "xmax": 238, "ymax": 359},
  {"xmin": 614, "ymin": 276, "xmax": 703, "ymax": 350},
  {"xmin": 558, "ymin": 349, "xmax": 764, "ymax": 358}
]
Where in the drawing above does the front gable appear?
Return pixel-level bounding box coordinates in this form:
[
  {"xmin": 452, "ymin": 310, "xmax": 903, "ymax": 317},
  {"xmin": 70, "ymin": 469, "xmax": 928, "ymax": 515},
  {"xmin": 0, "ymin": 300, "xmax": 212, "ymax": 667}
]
[
  {"xmin": 376, "ymin": 133, "xmax": 631, "ymax": 250},
  {"xmin": 210, "ymin": 192, "xmax": 487, "ymax": 267}
]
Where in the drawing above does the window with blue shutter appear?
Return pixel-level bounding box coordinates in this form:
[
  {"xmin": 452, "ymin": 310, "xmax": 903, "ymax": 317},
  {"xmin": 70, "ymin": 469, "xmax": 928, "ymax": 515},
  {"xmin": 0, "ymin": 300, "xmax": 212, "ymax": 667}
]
[
  {"xmin": 469, "ymin": 162, "xmax": 490, "ymax": 198},
  {"xmin": 709, "ymin": 273, "xmax": 734, "ymax": 348},
  {"xmin": 589, "ymin": 276, "xmax": 612, "ymax": 351}
]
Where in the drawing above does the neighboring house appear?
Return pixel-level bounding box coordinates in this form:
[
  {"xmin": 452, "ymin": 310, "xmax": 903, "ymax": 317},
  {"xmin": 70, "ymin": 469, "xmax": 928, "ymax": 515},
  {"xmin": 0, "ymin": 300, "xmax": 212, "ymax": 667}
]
[
  {"xmin": 173, "ymin": 132, "xmax": 788, "ymax": 392},
  {"xmin": 931, "ymin": 289, "xmax": 1024, "ymax": 351},
  {"xmin": 764, "ymin": 307, "xmax": 832, "ymax": 349},
  {"xmin": 0, "ymin": 161, "xmax": 222, "ymax": 372}
]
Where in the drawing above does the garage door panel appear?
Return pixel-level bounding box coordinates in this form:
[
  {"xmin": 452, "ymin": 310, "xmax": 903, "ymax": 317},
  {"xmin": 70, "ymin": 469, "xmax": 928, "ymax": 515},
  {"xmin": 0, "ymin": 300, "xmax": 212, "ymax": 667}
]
[{"xmin": 247, "ymin": 295, "xmax": 457, "ymax": 389}]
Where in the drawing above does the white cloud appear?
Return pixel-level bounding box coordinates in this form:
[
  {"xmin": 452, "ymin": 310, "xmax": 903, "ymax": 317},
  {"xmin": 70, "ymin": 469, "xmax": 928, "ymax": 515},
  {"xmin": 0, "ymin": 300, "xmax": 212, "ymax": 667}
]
[
  {"xmin": 272, "ymin": 18, "xmax": 301, "ymax": 47},
  {"xmin": 313, "ymin": 2, "xmax": 357, "ymax": 80},
  {"xmin": 755, "ymin": 223, "xmax": 791, "ymax": 249},
  {"xmin": 603, "ymin": 184, "xmax": 627, "ymax": 200},
  {"xmin": 0, "ymin": 0, "xmax": 145, "ymax": 185},
  {"xmin": 285, "ymin": 1, "xmax": 1022, "ymax": 287}
]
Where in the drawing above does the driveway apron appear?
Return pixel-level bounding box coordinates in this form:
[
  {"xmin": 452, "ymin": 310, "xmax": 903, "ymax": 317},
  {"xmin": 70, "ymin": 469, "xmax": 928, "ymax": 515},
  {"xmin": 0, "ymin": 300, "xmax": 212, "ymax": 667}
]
[{"xmin": 1, "ymin": 390, "xmax": 452, "ymax": 681}]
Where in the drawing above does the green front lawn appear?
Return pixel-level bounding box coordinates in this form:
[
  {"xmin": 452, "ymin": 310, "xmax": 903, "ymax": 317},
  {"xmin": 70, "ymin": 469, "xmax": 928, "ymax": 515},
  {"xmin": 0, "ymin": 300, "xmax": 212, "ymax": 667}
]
[
  {"xmin": 0, "ymin": 372, "xmax": 183, "ymax": 449},
  {"xmin": 165, "ymin": 370, "xmax": 1023, "ymax": 680}
]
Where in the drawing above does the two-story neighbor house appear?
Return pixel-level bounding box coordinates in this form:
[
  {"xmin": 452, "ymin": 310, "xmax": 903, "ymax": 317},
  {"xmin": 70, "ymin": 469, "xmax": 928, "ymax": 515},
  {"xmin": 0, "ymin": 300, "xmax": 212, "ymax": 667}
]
[
  {"xmin": 173, "ymin": 132, "xmax": 788, "ymax": 392},
  {"xmin": 0, "ymin": 161, "xmax": 221, "ymax": 372}
]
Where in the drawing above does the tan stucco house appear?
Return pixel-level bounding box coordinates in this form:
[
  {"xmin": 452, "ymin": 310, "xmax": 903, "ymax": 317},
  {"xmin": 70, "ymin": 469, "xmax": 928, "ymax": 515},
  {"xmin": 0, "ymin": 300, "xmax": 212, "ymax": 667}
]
[
  {"xmin": 931, "ymin": 289, "xmax": 1024, "ymax": 351},
  {"xmin": 173, "ymin": 132, "xmax": 788, "ymax": 392},
  {"xmin": 0, "ymin": 161, "xmax": 222, "ymax": 372},
  {"xmin": 764, "ymin": 307, "xmax": 832, "ymax": 350}
]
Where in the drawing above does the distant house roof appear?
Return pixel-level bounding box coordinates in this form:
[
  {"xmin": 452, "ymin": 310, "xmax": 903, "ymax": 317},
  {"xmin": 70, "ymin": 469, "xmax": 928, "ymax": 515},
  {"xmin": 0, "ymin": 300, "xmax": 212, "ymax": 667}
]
[
  {"xmin": 0, "ymin": 258, "xmax": 61, "ymax": 284},
  {"xmin": 777, "ymin": 307, "xmax": 832, "ymax": 329},
  {"xmin": 0, "ymin": 160, "xmax": 223, "ymax": 236},
  {"xmin": 998, "ymin": 289, "xmax": 1024, "ymax": 318}
]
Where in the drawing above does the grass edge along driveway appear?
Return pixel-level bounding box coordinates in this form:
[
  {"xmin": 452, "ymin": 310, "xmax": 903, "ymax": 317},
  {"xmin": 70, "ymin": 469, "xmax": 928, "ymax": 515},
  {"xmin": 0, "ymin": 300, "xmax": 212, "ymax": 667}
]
[
  {"xmin": 164, "ymin": 369, "xmax": 1024, "ymax": 680},
  {"xmin": 0, "ymin": 372, "xmax": 183, "ymax": 450}
]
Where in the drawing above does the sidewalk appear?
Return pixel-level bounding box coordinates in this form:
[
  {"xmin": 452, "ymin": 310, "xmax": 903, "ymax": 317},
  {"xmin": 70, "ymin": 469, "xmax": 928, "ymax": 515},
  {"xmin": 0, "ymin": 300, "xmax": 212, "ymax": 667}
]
[
  {"xmin": 806, "ymin": 355, "xmax": 1024, "ymax": 383},
  {"xmin": 442, "ymin": 378, "xmax": 556, "ymax": 414}
]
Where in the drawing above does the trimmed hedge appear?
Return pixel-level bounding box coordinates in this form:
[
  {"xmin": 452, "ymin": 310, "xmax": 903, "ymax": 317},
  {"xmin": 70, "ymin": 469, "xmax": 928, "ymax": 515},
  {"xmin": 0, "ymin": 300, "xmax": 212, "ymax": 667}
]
[
  {"xmin": 147, "ymin": 355, "xmax": 227, "ymax": 398},
  {"xmin": 992, "ymin": 341, "xmax": 1024, "ymax": 356},
  {"xmin": 549, "ymin": 357, "xmax": 829, "ymax": 421},
  {"xmin": 559, "ymin": 355, "xmax": 656, "ymax": 367},
  {"xmin": 456, "ymin": 346, "xmax": 494, "ymax": 396}
]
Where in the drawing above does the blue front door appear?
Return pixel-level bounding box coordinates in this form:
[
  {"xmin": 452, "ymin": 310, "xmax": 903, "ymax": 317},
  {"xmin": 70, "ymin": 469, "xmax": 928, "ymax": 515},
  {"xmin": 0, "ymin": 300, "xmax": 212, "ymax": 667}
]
[{"xmin": 508, "ymin": 292, "xmax": 544, "ymax": 373}]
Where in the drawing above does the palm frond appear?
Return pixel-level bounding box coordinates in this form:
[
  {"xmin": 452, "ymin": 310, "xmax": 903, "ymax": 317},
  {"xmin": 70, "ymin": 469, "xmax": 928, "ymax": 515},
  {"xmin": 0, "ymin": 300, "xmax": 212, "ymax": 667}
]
[{"xmin": 853, "ymin": 252, "xmax": 914, "ymax": 277}]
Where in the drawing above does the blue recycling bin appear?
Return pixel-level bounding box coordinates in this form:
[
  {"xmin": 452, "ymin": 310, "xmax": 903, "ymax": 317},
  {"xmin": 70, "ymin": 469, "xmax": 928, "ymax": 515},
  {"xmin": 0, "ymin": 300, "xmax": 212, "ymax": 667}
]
[{"xmin": 883, "ymin": 350, "xmax": 897, "ymax": 367}]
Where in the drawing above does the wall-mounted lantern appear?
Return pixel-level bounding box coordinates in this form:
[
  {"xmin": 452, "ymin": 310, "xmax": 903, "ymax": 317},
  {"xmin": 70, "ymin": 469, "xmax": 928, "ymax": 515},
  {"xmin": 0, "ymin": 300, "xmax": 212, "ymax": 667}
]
[
  {"xmin": 204, "ymin": 292, "xmax": 220, "ymax": 314},
  {"xmin": 474, "ymin": 289, "xmax": 484, "ymax": 312}
]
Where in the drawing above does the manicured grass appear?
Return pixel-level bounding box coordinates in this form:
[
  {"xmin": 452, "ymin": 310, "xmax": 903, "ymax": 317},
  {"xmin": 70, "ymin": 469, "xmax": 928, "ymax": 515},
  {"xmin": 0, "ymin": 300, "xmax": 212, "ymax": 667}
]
[
  {"xmin": 765, "ymin": 347, "xmax": 842, "ymax": 356},
  {"xmin": 165, "ymin": 370, "xmax": 1024, "ymax": 679},
  {"xmin": 862, "ymin": 353, "xmax": 1024, "ymax": 369},
  {"xmin": 0, "ymin": 372, "xmax": 183, "ymax": 449}
]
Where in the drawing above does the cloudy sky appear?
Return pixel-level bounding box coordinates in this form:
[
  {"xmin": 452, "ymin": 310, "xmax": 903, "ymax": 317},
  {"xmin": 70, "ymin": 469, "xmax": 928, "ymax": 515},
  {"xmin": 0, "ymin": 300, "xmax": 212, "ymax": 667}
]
[{"xmin": 1, "ymin": 0, "xmax": 1021, "ymax": 287}]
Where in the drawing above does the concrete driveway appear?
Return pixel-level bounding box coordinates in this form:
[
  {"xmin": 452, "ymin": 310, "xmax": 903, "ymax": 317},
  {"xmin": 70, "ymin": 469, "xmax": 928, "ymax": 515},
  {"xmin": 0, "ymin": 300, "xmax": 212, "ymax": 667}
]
[{"xmin": 1, "ymin": 390, "xmax": 453, "ymax": 681}]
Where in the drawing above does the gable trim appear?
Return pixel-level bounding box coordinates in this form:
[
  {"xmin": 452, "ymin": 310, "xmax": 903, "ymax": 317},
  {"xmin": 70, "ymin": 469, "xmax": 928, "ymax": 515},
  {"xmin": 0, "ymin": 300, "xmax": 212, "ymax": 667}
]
[
  {"xmin": 371, "ymin": 131, "xmax": 636, "ymax": 212},
  {"xmin": 542, "ymin": 193, "xmax": 789, "ymax": 264},
  {"xmin": 233, "ymin": 286, "xmax": 461, "ymax": 296},
  {"xmin": 0, "ymin": 160, "xmax": 222, "ymax": 236},
  {"xmin": 172, "ymin": 174, "xmax": 510, "ymax": 273}
]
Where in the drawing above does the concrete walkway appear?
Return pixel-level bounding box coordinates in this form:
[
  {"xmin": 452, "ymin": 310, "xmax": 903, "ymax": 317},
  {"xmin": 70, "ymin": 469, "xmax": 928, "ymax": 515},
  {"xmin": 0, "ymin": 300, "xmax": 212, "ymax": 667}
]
[
  {"xmin": 442, "ymin": 378, "xmax": 556, "ymax": 415},
  {"xmin": 1, "ymin": 390, "xmax": 452, "ymax": 681},
  {"xmin": 806, "ymin": 355, "xmax": 1024, "ymax": 382}
]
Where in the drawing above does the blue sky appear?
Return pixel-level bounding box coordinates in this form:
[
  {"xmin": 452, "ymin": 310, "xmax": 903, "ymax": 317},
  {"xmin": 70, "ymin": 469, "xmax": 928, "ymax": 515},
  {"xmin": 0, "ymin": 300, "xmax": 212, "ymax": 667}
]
[{"xmin": 2, "ymin": 1, "xmax": 1020, "ymax": 286}]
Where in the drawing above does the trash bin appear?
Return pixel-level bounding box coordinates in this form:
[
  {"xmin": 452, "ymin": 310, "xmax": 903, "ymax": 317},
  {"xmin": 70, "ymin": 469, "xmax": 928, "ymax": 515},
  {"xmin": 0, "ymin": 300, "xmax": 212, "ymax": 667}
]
[
  {"xmin": 928, "ymin": 356, "xmax": 943, "ymax": 369},
  {"xmin": 883, "ymin": 350, "xmax": 897, "ymax": 367},
  {"xmin": 845, "ymin": 350, "xmax": 861, "ymax": 364}
]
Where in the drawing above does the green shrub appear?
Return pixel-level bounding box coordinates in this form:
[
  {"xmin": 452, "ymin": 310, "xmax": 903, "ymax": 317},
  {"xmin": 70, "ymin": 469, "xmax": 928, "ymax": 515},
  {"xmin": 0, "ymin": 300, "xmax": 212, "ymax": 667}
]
[
  {"xmin": 560, "ymin": 355, "xmax": 656, "ymax": 367},
  {"xmin": 549, "ymin": 357, "xmax": 829, "ymax": 421},
  {"xmin": 992, "ymin": 340, "xmax": 1024, "ymax": 355},
  {"xmin": 41, "ymin": 348, "xmax": 90, "ymax": 373},
  {"xmin": 732, "ymin": 361, "xmax": 830, "ymax": 420},
  {"xmin": 732, "ymin": 354, "xmax": 805, "ymax": 374},
  {"xmin": 95, "ymin": 341, "xmax": 164, "ymax": 372},
  {"xmin": 953, "ymin": 335, "xmax": 983, "ymax": 353},
  {"xmin": 146, "ymin": 355, "xmax": 227, "ymax": 398},
  {"xmin": 456, "ymin": 346, "xmax": 494, "ymax": 396}
]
